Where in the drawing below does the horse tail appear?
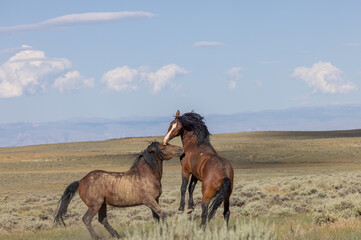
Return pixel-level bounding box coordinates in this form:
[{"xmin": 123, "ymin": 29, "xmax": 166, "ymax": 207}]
[
  {"xmin": 208, "ymin": 177, "xmax": 231, "ymax": 220},
  {"xmin": 54, "ymin": 181, "xmax": 79, "ymax": 226}
]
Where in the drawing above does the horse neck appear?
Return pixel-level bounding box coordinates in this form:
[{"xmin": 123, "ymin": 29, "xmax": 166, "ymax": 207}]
[
  {"xmin": 180, "ymin": 130, "xmax": 199, "ymax": 152},
  {"xmin": 136, "ymin": 156, "xmax": 163, "ymax": 182},
  {"xmin": 181, "ymin": 129, "xmax": 215, "ymax": 153},
  {"xmin": 155, "ymin": 157, "xmax": 163, "ymax": 181}
]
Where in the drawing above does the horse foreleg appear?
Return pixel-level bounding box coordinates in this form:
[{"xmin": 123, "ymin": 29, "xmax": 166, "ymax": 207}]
[
  {"xmin": 83, "ymin": 207, "xmax": 101, "ymax": 240},
  {"xmin": 145, "ymin": 198, "xmax": 168, "ymax": 234},
  {"xmin": 179, "ymin": 171, "xmax": 190, "ymax": 212},
  {"xmin": 144, "ymin": 198, "xmax": 166, "ymax": 222},
  {"xmin": 187, "ymin": 175, "xmax": 198, "ymax": 213},
  {"xmin": 98, "ymin": 202, "xmax": 121, "ymax": 239},
  {"xmin": 151, "ymin": 197, "xmax": 160, "ymax": 222}
]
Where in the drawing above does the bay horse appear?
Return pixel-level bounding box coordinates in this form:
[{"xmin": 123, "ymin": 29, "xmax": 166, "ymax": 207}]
[
  {"xmin": 163, "ymin": 110, "xmax": 234, "ymax": 228},
  {"xmin": 54, "ymin": 141, "xmax": 183, "ymax": 239}
]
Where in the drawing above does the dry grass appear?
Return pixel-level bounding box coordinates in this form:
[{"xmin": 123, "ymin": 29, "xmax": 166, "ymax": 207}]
[{"xmin": 1, "ymin": 130, "xmax": 361, "ymax": 239}]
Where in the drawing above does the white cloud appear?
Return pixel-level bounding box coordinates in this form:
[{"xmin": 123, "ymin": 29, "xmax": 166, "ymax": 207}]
[
  {"xmin": 194, "ymin": 41, "xmax": 225, "ymax": 48},
  {"xmin": 0, "ymin": 11, "xmax": 156, "ymax": 34},
  {"xmin": 101, "ymin": 66, "xmax": 138, "ymax": 92},
  {"xmin": 225, "ymin": 67, "xmax": 243, "ymax": 90},
  {"xmin": 0, "ymin": 47, "xmax": 92, "ymax": 98},
  {"xmin": 228, "ymin": 80, "xmax": 236, "ymax": 89},
  {"xmin": 143, "ymin": 64, "xmax": 189, "ymax": 93},
  {"xmin": 54, "ymin": 71, "xmax": 94, "ymax": 94},
  {"xmin": 292, "ymin": 61, "xmax": 357, "ymax": 94},
  {"xmin": 226, "ymin": 67, "xmax": 243, "ymax": 80},
  {"xmin": 102, "ymin": 64, "xmax": 188, "ymax": 93}
]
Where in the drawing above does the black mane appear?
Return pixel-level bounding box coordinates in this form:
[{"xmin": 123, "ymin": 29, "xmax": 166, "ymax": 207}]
[
  {"xmin": 131, "ymin": 141, "xmax": 164, "ymax": 172},
  {"xmin": 177, "ymin": 111, "xmax": 211, "ymax": 146}
]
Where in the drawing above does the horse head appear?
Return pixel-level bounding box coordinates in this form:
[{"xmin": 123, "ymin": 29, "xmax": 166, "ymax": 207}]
[{"xmin": 163, "ymin": 110, "xmax": 183, "ymax": 145}]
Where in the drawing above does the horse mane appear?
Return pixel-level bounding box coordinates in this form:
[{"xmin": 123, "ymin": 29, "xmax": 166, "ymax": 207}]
[
  {"xmin": 177, "ymin": 111, "xmax": 211, "ymax": 146},
  {"xmin": 131, "ymin": 141, "xmax": 164, "ymax": 172}
]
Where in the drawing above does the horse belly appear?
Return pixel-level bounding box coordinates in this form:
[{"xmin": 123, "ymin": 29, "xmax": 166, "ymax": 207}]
[{"xmin": 105, "ymin": 178, "xmax": 145, "ymax": 207}]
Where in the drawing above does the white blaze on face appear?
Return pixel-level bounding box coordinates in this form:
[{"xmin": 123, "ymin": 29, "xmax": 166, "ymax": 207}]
[{"xmin": 163, "ymin": 123, "xmax": 177, "ymax": 145}]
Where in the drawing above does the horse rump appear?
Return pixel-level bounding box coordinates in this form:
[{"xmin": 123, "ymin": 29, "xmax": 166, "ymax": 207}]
[{"xmin": 208, "ymin": 177, "xmax": 231, "ymax": 220}]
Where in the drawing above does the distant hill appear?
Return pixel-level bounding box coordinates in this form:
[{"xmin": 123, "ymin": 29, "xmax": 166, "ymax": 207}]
[
  {"xmin": 207, "ymin": 105, "xmax": 361, "ymax": 133},
  {"xmin": 0, "ymin": 105, "xmax": 360, "ymax": 147}
]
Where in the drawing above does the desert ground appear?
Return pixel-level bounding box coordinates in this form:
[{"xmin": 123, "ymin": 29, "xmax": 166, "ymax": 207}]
[{"xmin": 1, "ymin": 130, "xmax": 361, "ymax": 239}]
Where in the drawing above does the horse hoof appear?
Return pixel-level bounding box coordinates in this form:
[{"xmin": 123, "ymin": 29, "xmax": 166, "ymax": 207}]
[{"xmin": 186, "ymin": 209, "xmax": 194, "ymax": 214}]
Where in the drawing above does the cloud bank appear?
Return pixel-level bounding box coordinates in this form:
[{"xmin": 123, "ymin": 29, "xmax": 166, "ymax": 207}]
[
  {"xmin": 292, "ymin": 62, "xmax": 357, "ymax": 94},
  {"xmin": 0, "ymin": 11, "xmax": 156, "ymax": 34},
  {"xmin": 0, "ymin": 47, "xmax": 93, "ymax": 98},
  {"xmin": 101, "ymin": 64, "xmax": 188, "ymax": 94},
  {"xmin": 0, "ymin": 46, "xmax": 185, "ymax": 98}
]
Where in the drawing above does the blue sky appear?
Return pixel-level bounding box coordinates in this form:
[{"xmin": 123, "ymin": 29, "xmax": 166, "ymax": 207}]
[{"xmin": 1, "ymin": 1, "xmax": 361, "ymax": 124}]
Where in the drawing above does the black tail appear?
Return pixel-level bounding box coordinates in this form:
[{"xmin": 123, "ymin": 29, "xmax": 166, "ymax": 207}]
[
  {"xmin": 208, "ymin": 177, "xmax": 231, "ymax": 220},
  {"xmin": 54, "ymin": 181, "xmax": 79, "ymax": 226}
]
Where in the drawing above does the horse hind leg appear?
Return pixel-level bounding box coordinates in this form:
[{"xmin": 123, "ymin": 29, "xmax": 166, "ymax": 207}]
[
  {"xmin": 83, "ymin": 206, "xmax": 101, "ymax": 240},
  {"xmin": 200, "ymin": 199, "xmax": 209, "ymax": 230},
  {"xmin": 200, "ymin": 183, "xmax": 217, "ymax": 229},
  {"xmin": 98, "ymin": 202, "xmax": 121, "ymax": 239}
]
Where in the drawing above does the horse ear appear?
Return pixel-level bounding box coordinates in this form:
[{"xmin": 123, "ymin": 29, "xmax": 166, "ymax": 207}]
[{"xmin": 176, "ymin": 110, "xmax": 180, "ymax": 117}]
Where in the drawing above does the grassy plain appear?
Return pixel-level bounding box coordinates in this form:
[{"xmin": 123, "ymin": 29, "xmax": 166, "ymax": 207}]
[{"xmin": 1, "ymin": 130, "xmax": 361, "ymax": 239}]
